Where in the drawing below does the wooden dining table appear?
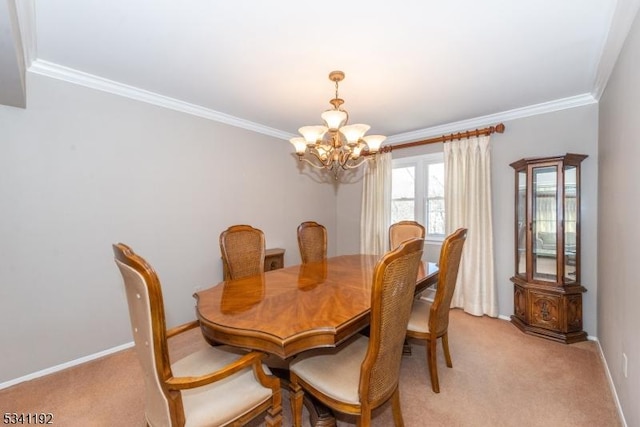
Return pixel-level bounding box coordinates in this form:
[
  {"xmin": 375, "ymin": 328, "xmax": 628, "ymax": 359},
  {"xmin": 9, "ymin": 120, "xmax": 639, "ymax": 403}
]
[{"xmin": 194, "ymin": 254, "xmax": 439, "ymax": 359}]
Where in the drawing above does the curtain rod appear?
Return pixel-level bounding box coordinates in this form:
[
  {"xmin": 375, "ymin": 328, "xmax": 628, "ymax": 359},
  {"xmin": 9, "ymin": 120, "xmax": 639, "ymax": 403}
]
[{"xmin": 378, "ymin": 123, "xmax": 505, "ymax": 153}]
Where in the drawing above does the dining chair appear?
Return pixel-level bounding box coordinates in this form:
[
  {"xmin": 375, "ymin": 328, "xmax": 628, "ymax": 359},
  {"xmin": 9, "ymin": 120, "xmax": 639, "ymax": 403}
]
[
  {"xmin": 289, "ymin": 237, "xmax": 424, "ymax": 427},
  {"xmin": 389, "ymin": 220, "xmax": 427, "ymax": 355},
  {"xmin": 297, "ymin": 221, "xmax": 327, "ymax": 263},
  {"xmin": 220, "ymin": 224, "xmax": 265, "ymax": 280},
  {"xmin": 389, "ymin": 220, "xmax": 426, "ymax": 250},
  {"xmin": 405, "ymin": 227, "xmax": 467, "ymax": 393},
  {"xmin": 113, "ymin": 243, "xmax": 282, "ymax": 427}
]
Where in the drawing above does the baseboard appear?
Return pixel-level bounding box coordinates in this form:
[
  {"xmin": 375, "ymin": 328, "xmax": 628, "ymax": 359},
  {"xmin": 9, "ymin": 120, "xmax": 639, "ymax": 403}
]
[
  {"xmin": 0, "ymin": 341, "xmax": 134, "ymax": 391},
  {"xmin": 593, "ymin": 337, "xmax": 627, "ymax": 426}
]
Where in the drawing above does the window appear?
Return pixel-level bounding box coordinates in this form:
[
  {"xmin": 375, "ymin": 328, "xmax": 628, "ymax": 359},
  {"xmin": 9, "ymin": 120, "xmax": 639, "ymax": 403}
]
[{"xmin": 391, "ymin": 153, "xmax": 445, "ymax": 240}]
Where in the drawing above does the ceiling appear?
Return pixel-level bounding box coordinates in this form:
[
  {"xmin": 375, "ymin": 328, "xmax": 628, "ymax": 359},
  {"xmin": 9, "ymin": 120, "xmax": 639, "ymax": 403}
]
[{"xmin": 3, "ymin": 0, "xmax": 640, "ymax": 143}]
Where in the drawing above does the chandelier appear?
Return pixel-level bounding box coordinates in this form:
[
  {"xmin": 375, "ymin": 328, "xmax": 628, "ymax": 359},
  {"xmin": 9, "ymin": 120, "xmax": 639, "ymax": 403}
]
[{"xmin": 289, "ymin": 71, "xmax": 386, "ymax": 178}]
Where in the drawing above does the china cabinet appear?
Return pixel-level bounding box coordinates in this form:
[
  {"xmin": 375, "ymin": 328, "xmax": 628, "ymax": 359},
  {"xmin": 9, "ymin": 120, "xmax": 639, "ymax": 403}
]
[{"xmin": 510, "ymin": 153, "xmax": 587, "ymax": 343}]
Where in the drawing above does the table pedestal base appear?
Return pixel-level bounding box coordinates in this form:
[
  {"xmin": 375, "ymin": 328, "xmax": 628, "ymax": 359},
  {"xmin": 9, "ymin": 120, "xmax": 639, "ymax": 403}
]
[{"xmin": 271, "ymin": 368, "xmax": 336, "ymax": 427}]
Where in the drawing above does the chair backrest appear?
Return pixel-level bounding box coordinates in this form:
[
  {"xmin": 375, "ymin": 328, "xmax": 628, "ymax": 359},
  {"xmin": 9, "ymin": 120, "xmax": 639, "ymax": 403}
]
[
  {"xmin": 389, "ymin": 220, "xmax": 426, "ymax": 250},
  {"xmin": 360, "ymin": 237, "xmax": 424, "ymax": 405},
  {"xmin": 430, "ymin": 228, "xmax": 467, "ymax": 336},
  {"xmin": 297, "ymin": 221, "xmax": 327, "ymax": 263},
  {"xmin": 112, "ymin": 243, "xmax": 177, "ymax": 427},
  {"xmin": 220, "ymin": 225, "xmax": 265, "ymax": 280}
]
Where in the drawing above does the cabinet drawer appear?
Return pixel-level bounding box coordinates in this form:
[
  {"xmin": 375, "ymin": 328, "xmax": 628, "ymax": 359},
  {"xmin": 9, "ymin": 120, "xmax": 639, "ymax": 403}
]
[{"xmin": 264, "ymin": 248, "xmax": 285, "ymax": 271}]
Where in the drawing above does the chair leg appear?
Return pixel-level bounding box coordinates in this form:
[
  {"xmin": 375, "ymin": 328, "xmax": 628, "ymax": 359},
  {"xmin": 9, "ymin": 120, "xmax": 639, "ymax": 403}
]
[
  {"xmin": 391, "ymin": 386, "xmax": 405, "ymax": 427},
  {"xmin": 264, "ymin": 413, "xmax": 282, "ymax": 427},
  {"xmin": 289, "ymin": 380, "xmax": 304, "ymax": 427},
  {"xmin": 357, "ymin": 409, "xmax": 372, "ymax": 427},
  {"xmin": 426, "ymin": 338, "xmax": 440, "ymax": 393},
  {"xmin": 265, "ymin": 403, "xmax": 282, "ymax": 427},
  {"xmin": 442, "ymin": 332, "xmax": 453, "ymax": 368}
]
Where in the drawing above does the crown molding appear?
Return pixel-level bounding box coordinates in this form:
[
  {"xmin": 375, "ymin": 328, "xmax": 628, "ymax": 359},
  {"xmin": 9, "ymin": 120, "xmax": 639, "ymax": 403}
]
[
  {"xmin": 385, "ymin": 93, "xmax": 597, "ymax": 144},
  {"xmin": 591, "ymin": 0, "xmax": 640, "ymax": 100},
  {"xmin": 28, "ymin": 59, "xmax": 295, "ymax": 141},
  {"xmin": 28, "ymin": 59, "xmax": 597, "ymax": 145}
]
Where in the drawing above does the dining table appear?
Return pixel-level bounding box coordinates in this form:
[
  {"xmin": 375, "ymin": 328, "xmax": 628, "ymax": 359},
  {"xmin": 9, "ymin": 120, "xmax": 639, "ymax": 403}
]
[
  {"xmin": 194, "ymin": 254, "xmax": 438, "ymax": 358},
  {"xmin": 194, "ymin": 254, "xmax": 438, "ymax": 426}
]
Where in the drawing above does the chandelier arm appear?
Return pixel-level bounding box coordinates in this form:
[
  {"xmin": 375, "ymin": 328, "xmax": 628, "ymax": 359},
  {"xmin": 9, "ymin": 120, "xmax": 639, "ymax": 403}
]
[
  {"xmin": 338, "ymin": 149, "xmax": 352, "ymax": 168},
  {"xmin": 298, "ymin": 155, "xmax": 329, "ymax": 170},
  {"xmin": 338, "ymin": 147, "xmax": 364, "ymax": 169},
  {"xmin": 307, "ymin": 148, "xmax": 333, "ymax": 168},
  {"xmin": 342, "ymin": 157, "xmax": 369, "ymax": 170}
]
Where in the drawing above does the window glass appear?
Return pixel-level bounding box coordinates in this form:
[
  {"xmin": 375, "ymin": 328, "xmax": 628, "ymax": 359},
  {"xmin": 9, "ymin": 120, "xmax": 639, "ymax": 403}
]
[
  {"xmin": 391, "ymin": 166, "xmax": 415, "ymax": 221},
  {"xmin": 391, "ymin": 153, "xmax": 445, "ymax": 240},
  {"xmin": 426, "ymin": 163, "xmax": 445, "ymax": 236}
]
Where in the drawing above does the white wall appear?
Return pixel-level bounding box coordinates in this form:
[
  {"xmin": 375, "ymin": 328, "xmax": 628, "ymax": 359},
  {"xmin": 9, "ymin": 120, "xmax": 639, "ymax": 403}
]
[
  {"xmin": 336, "ymin": 105, "xmax": 599, "ymax": 336},
  {"xmin": 0, "ymin": 72, "xmax": 338, "ymax": 383},
  {"xmin": 598, "ymin": 8, "xmax": 640, "ymax": 426}
]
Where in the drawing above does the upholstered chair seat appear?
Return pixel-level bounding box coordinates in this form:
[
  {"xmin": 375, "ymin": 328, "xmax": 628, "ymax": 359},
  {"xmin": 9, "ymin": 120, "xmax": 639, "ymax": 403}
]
[
  {"xmin": 289, "ymin": 335, "xmax": 368, "ymax": 405},
  {"xmin": 406, "ymin": 299, "xmax": 431, "ymax": 333},
  {"xmin": 171, "ymin": 346, "xmax": 275, "ymax": 426}
]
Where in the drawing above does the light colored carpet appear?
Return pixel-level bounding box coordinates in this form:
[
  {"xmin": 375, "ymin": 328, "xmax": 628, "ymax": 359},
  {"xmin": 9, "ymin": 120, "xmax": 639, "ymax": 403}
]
[{"xmin": 0, "ymin": 310, "xmax": 622, "ymax": 426}]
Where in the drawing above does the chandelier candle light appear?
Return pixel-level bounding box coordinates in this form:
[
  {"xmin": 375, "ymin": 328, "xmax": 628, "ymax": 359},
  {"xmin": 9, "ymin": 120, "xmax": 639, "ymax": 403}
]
[{"xmin": 290, "ymin": 71, "xmax": 386, "ymax": 179}]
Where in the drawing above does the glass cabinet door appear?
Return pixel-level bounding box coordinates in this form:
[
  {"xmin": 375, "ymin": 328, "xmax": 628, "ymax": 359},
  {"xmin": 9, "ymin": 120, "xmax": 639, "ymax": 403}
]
[
  {"xmin": 564, "ymin": 166, "xmax": 578, "ymax": 283},
  {"xmin": 531, "ymin": 164, "xmax": 557, "ymax": 282},
  {"xmin": 516, "ymin": 170, "xmax": 527, "ymax": 277}
]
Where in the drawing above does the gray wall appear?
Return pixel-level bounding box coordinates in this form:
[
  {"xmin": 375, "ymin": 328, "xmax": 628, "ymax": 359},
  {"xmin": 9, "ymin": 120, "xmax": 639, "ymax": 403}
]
[
  {"xmin": 493, "ymin": 106, "xmax": 599, "ymax": 330},
  {"xmin": 336, "ymin": 105, "xmax": 599, "ymax": 337},
  {"xmin": 598, "ymin": 8, "xmax": 640, "ymax": 427},
  {"xmin": 2, "ymin": 64, "xmax": 626, "ymax": 416},
  {"xmin": 0, "ymin": 72, "xmax": 338, "ymax": 383}
]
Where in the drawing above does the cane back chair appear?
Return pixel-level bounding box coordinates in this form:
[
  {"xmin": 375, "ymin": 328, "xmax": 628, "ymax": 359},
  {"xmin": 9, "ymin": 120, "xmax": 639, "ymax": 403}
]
[
  {"xmin": 406, "ymin": 228, "xmax": 467, "ymax": 393},
  {"xmin": 289, "ymin": 238, "xmax": 424, "ymax": 426}
]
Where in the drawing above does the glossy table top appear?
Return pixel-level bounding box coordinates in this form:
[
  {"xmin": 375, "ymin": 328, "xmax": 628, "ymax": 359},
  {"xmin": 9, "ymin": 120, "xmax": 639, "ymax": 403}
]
[{"xmin": 194, "ymin": 254, "xmax": 438, "ymax": 359}]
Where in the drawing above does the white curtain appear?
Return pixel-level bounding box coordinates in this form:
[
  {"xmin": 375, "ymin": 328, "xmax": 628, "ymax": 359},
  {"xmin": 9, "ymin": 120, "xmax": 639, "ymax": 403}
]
[
  {"xmin": 444, "ymin": 136, "xmax": 498, "ymax": 317},
  {"xmin": 360, "ymin": 152, "xmax": 392, "ymax": 256}
]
